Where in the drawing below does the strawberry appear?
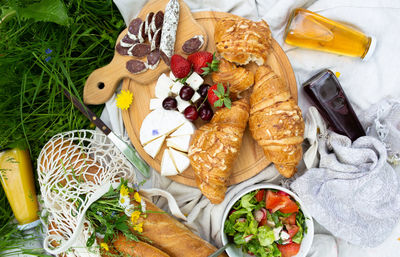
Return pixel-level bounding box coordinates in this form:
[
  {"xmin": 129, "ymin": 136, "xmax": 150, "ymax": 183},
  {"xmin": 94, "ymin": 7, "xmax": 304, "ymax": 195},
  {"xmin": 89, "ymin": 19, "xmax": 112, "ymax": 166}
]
[
  {"xmin": 187, "ymin": 51, "xmax": 219, "ymax": 76},
  {"xmin": 171, "ymin": 54, "xmax": 191, "ymax": 78},
  {"xmin": 207, "ymin": 83, "xmax": 231, "ymax": 109}
]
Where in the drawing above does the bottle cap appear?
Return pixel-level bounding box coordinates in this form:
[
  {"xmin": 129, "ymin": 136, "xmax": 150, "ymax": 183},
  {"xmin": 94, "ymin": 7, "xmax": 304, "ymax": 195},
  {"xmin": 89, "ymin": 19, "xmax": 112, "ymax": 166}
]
[
  {"xmin": 362, "ymin": 36, "xmax": 376, "ymax": 61},
  {"xmin": 18, "ymin": 219, "xmax": 41, "ymax": 231}
]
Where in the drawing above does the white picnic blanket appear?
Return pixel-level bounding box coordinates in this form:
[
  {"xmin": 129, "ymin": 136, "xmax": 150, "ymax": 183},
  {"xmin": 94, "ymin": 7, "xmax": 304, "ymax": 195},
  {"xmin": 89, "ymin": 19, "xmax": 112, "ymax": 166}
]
[{"xmin": 104, "ymin": 0, "xmax": 400, "ymax": 256}]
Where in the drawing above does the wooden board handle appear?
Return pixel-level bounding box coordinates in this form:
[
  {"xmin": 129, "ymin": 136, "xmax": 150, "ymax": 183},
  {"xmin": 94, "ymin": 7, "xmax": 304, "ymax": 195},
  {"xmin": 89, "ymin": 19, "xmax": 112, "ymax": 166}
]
[{"xmin": 83, "ymin": 64, "xmax": 123, "ymax": 105}]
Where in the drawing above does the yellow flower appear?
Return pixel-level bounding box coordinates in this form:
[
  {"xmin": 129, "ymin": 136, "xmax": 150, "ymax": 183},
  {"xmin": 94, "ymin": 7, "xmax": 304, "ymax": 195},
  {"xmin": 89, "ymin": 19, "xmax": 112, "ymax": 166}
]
[
  {"xmin": 133, "ymin": 222, "xmax": 143, "ymax": 233},
  {"xmin": 100, "ymin": 242, "xmax": 109, "ymax": 251},
  {"xmin": 116, "ymin": 90, "xmax": 133, "ymax": 110},
  {"xmin": 119, "ymin": 195, "xmax": 130, "ymax": 208},
  {"xmin": 131, "ymin": 210, "xmax": 141, "ymax": 224},
  {"xmin": 133, "ymin": 192, "xmax": 141, "ymax": 203},
  {"xmin": 120, "ymin": 184, "xmax": 129, "ymax": 197}
]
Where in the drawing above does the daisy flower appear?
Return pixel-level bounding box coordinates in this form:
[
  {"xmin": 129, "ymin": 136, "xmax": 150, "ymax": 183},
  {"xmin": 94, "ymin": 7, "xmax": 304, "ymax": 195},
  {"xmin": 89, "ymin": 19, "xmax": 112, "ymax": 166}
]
[{"xmin": 116, "ymin": 90, "xmax": 133, "ymax": 110}]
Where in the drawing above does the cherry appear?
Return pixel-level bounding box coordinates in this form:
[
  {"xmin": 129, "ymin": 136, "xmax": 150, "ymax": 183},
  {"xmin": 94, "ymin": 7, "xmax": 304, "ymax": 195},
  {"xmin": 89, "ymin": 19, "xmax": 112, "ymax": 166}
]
[
  {"xmin": 197, "ymin": 84, "xmax": 210, "ymax": 98},
  {"xmin": 162, "ymin": 97, "xmax": 177, "ymax": 110},
  {"xmin": 183, "ymin": 105, "xmax": 198, "ymax": 121},
  {"xmin": 198, "ymin": 105, "xmax": 213, "ymax": 121},
  {"xmin": 179, "ymin": 85, "xmax": 195, "ymax": 101}
]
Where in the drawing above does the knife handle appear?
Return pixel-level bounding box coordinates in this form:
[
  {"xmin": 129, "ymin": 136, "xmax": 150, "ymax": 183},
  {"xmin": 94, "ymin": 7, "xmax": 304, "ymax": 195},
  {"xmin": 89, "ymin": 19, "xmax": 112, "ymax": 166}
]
[{"xmin": 63, "ymin": 89, "xmax": 112, "ymax": 135}]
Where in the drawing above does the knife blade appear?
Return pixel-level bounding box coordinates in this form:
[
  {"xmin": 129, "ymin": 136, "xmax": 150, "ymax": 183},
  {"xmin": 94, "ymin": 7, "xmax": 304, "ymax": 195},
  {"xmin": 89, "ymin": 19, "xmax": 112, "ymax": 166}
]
[{"xmin": 63, "ymin": 89, "xmax": 150, "ymax": 178}]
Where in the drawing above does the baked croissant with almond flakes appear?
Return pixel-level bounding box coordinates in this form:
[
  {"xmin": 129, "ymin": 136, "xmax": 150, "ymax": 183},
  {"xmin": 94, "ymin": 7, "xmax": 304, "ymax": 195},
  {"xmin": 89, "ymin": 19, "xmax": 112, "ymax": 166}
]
[
  {"xmin": 249, "ymin": 66, "xmax": 304, "ymax": 178},
  {"xmin": 188, "ymin": 99, "xmax": 249, "ymax": 204},
  {"xmin": 212, "ymin": 59, "xmax": 254, "ymax": 99}
]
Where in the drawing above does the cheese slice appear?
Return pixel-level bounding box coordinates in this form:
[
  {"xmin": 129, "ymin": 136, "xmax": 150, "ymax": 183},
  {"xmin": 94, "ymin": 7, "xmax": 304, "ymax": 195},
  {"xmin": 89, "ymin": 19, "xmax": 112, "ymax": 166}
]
[
  {"xmin": 170, "ymin": 121, "xmax": 195, "ymax": 137},
  {"xmin": 186, "ymin": 72, "xmax": 203, "ymax": 90},
  {"xmin": 140, "ymin": 109, "xmax": 186, "ymax": 145},
  {"xmin": 143, "ymin": 135, "xmax": 166, "ymax": 158},
  {"xmin": 161, "ymin": 149, "xmax": 178, "ymax": 176},
  {"xmin": 191, "ymin": 92, "xmax": 201, "ymax": 103},
  {"xmin": 176, "ymin": 96, "xmax": 191, "ymax": 112},
  {"xmin": 149, "ymin": 98, "xmax": 163, "ymax": 110},
  {"xmin": 168, "ymin": 148, "xmax": 190, "ymax": 173},
  {"xmin": 155, "ymin": 73, "xmax": 173, "ymax": 99},
  {"xmin": 166, "ymin": 135, "xmax": 191, "ymax": 152}
]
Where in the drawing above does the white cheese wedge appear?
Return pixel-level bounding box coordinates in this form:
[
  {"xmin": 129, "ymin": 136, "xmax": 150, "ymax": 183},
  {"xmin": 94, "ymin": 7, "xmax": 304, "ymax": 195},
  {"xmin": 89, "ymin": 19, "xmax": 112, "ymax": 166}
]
[
  {"xmin": 168, "ymin": 148, "xmax": 190, "ymax": 173},
  {"xmin": 166, "ymin": 135, "xmax": 191, "ymax": 152},
  {"xmin": 191, "ymin": 92, "xmax": 201, "ymax": 103},
  {"xmin": 155, "ymin": 73, "xmax": 173, "ymax": 99},
  {"xmin": 140, "ymin": 109, "xmax": 186, "ymax": 145},
  {"xmin": 143, "ymin": 135, "xmax": 166, "ymax": 158},
  {"xmin": 186, "ymin": 72, "xmax": 203, "ymax": 90},
  {"xmin": 170, "ymin": 121, "xmax": 195, "ymax": 137},
  {"xmin": 149, "ymin": 98, "xmax": 163, "ymax": 110},
  {"xmin": 171, "ymin": 81, "xmax": 184, "ymax": 95},
  {"xmin": 161, "ymin": 149, "xmax": 178, "ymax": 176},
  {"xmin": 176, "ymin": 96, "xmax": 191, "ymax": 112},
  {"xmin": 169, "ymin": 70, "xmax": 177, "ymax": 81}
]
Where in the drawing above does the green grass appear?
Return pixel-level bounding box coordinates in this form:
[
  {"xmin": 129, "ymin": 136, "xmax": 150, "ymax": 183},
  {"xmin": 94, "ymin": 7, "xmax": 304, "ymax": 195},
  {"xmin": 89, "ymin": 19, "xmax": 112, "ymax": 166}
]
[
  {"xmin": 0, "ymin": 0, "xmax": 124, "ymax": 169},
  {"xmin": 0, "ymin": 1, "xmax": 125, "ymax": 254}
]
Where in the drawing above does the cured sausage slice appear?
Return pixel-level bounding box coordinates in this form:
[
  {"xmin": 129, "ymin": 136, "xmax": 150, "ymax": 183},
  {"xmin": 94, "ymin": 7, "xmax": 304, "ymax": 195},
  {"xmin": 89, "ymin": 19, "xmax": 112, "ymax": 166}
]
[
  {"xmin": 182, "ymin": 35, "xmax": 204, "ymax": 54},
  {"xmin": 147, "ymin": 49, "xmax": 161, "ymax": 70},
  {"xmin": 120, "ymin": 34, "xmax": 138, "ymax": 48},
  {"xmin": 129, "ymin": 43, "xmax": 151, "ymax": 57},
  {"xmin": 145, "ymin": 12, "xmax": 154, "ymax": 35},
  {"xmin": 151, "ymin": 29, "xmax": 161, "ymax": 51},
  {"xmin": 116, "ymin": 42, "xmax": 130, "ymax": 56},
  {"xmin": 151, "ymin": 11, "xmax": 164, "ymax": 32},
  {"xmin": 128, "ymin": 18, "xmax": 142, "ymax": 40},
  {"xmin": 126, "ymin": 60, "xmax": 148, "ymax": 74}
]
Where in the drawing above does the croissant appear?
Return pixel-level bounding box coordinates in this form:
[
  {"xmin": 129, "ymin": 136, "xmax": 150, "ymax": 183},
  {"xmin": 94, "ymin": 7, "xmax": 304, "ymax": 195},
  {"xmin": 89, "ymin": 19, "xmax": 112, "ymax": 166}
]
[
  {"xmin": 214, "ymin": 17, "xmax": 272, "ymax": 65},
  {"xmin": 188, "ymin": 99, "xmax": 250, "ymax": 204},
  {"xmin": 249, "ymin": 66, "xmax": 304, "ymax": 178},
  {"xmin": 212, "ymin": 59, "xmax": 254, "ymax": 98}
]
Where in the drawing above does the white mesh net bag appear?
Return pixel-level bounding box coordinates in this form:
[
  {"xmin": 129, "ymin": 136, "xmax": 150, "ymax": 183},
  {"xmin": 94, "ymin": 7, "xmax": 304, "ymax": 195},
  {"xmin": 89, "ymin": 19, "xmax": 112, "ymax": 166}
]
[{"xmin": 37, "ymin": 130, "xmax": 138, "ymax": 256}]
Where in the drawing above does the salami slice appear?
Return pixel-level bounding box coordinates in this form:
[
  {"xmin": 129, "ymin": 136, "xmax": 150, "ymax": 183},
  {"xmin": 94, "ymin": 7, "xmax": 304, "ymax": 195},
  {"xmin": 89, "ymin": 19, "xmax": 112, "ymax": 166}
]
[
  {"xmin": 137, "ymin": 22, "xmax": 147, "ymax": 43},
  {"xmin": 128, "ymin": 18, "xmax": 142, "ymax": 40},
  {"xmin": 126, "ymin": 60, "xmax": 148, "ymax": 74},
  {"xmin": 147, "ymin": 49, "xmax": 161, "ymax": 70},
  {"xmin": 145, "ymin": 12, "xmax": 154, "ymax": 35},
  {"xmin": 182, "ymin": 35, "xmax": 205, "ymax": 54},
  {"xmin": 129, "ymin": 43, "xmax": 151, "ymax": 58},
  {"xmin": 151, "ymin": 28, "xmax": 162, "ymax": 51},
  {"xmin": 160, "ymin": 50, "xmax": 170, "ymax": 66},
  {"xmin": 148, "ymin": 29, "xmax": 155, "ymax": 44},
  {"xmin": 120, "ymin": 34, "xmax": 138, "ymax": 48},
  {"xmin": 151, "ymin": 11, "xmax": 164, "ymax": 32},
  {"xmin": 115, "ymin": 42, "xmax": 130, "ymax": 56}
]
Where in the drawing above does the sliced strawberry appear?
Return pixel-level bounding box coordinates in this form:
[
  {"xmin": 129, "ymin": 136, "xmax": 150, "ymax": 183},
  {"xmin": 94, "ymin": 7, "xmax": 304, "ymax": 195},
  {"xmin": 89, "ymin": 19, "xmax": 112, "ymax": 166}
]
[
  {"xmin": 279, "ymin": 197, "xmax": 299, "ymax": 214},
  {"xmin": 187, "ymin": 51, "xmax": 219, "ymax": 75},
  {"xmin": 171, "ymin": 54, "xmax": 191, "ymax": 78},
  {"xmin": 277, "ymin": 242, "xmax": 300, "ymax": 257},
  {"xmin": 255, "ymin": 189, "xmax": 265, "ymax": 202}
]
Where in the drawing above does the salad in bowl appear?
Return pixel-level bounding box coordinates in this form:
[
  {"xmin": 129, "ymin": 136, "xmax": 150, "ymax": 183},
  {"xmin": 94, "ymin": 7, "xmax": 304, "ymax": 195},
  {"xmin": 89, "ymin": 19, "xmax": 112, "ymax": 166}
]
[{"xmin": 221, "ymin": 184, "xmax": 313, "ymax": 257}]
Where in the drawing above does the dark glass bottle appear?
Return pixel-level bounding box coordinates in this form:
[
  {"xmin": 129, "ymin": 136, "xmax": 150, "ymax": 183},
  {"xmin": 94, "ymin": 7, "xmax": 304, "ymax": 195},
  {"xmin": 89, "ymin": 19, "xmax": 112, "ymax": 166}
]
[{"xmin": 303, "ymin": 69, "xmax": 365, "ymax": 141}]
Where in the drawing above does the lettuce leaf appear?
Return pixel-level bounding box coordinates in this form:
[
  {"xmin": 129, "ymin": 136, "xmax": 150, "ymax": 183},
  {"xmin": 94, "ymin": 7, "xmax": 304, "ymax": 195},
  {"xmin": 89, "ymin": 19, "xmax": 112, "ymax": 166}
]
[{"xmin": 258, "ymin": 226, "xmax": 275, "ymax": 246}]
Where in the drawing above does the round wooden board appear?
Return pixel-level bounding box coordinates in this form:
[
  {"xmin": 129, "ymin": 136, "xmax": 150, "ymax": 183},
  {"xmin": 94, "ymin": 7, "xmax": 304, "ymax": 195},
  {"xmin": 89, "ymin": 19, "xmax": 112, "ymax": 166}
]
[{"xmin": 122, "ymin": 11, "xmax": 297, "ymax": 187}]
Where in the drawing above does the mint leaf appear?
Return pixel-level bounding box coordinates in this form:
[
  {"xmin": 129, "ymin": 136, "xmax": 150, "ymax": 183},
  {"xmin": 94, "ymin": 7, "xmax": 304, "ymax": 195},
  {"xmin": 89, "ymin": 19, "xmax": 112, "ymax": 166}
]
[
  {"xmin": 224, "ymin": 98, "xmax": 231, "ymax": 109},
  {"xmin": 214, "ymin": 99, "xmax": 223, "ymax": 107},
  {"xmin": 217, "ymin": 83, "xmax": 225, "ymax": 94}
]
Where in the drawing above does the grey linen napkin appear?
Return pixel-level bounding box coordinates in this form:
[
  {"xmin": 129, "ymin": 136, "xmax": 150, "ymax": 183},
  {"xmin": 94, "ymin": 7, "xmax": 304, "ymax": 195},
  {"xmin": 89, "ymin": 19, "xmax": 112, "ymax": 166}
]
[{"xmin": 291, "ymin": 131, "xmax": 400, "ymax": 247}]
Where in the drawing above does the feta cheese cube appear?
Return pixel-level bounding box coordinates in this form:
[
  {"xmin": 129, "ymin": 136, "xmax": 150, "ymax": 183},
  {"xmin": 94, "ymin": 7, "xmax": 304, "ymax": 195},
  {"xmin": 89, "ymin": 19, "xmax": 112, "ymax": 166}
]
[
  {"xmin": 186, "ymin": 72, "xmax": 203, "ymax": 90},
  {"xmin": 191, "ymin": 92, "xmax": 201, "ymax": 103},
  {"xmin": 149, "ymin": 98, "xmax": 163, "ymax": 110},
  {"xmin": 171, "ymin": 81, "xmax": 184, "ymax": 95},
  {"xmin": 280, "ymin": 231, "xmax": 290, "ymax": 241},
  {"xmin": 169, "ymin": 71, "xmax": 177, "ymax": 81},
  {"xmin": 176, "ymin": 96, "xmax": 191, "ymax": 112},
  {"xmin": 155, "ymin": 73, "xmax": 173, "ymax": 98}
]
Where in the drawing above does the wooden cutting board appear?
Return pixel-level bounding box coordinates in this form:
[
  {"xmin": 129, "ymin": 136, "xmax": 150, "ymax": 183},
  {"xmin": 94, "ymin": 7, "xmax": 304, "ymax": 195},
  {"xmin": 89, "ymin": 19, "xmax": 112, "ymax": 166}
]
[
  {"xmin": 83, "ymin": 0, "xmax": 208, "ymax": 105},
  {"xmin": 121, "ymin": 11, "xmax": 297, "ymax": 187}
]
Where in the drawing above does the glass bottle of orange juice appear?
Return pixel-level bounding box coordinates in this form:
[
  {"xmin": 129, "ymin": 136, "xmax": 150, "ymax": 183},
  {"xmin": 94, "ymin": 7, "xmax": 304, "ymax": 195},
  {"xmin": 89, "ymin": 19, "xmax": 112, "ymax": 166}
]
[
  {"xmin": 284, "ymin": 8, "xmax": 376, "ymax": 59},
  {"xmin": 0, "ymin": 148, "xmax": 40, "ymax": 228}
]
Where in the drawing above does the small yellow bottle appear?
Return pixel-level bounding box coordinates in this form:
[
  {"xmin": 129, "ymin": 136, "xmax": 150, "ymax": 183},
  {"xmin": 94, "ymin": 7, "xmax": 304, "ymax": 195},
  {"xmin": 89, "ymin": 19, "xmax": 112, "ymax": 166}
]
[
  {"xmin": 0, "ymin": 148, "xmax": 39, "ymax": 227},
  {"xmin": 284, "ymin": 8, "xmax": 376, "ymax": 60}
]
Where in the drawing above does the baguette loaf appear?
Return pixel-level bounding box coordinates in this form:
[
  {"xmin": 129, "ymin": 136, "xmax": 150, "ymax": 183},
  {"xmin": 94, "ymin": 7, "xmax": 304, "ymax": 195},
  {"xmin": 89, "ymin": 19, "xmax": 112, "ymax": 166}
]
[
  {"xmin": 132, "ymin": 196, "xmax": 227, "ymax": 257},
  {"xmin": 113, "ymin": 234, "xmax": 170, "ymax": 257}
]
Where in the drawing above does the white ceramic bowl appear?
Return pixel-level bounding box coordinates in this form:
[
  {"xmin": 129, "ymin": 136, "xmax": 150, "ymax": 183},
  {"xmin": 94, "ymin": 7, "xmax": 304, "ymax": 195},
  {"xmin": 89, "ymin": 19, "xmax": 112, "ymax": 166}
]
[{"xmin": 220, "ymin": 184, "xmax": 314, "ymax": 257}]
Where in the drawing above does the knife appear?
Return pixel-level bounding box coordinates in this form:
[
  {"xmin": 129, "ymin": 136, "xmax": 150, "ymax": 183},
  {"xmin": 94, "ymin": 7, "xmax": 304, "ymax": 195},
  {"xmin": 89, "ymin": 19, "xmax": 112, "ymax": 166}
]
[{"xmin": 63, "ymin": 89, "xmax": 150, "ymax": 178}]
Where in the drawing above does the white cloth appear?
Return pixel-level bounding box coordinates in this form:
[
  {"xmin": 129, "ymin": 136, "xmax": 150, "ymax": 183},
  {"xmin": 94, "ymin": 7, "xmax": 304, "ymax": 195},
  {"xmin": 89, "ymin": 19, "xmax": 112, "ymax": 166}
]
[
  {"xmin": 105, "ymin": 0, "xmax": 400, "ymax": 256},
  {"xmin": 292, "ymin": 130, "xmax": 400, "ymax": 247}
]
